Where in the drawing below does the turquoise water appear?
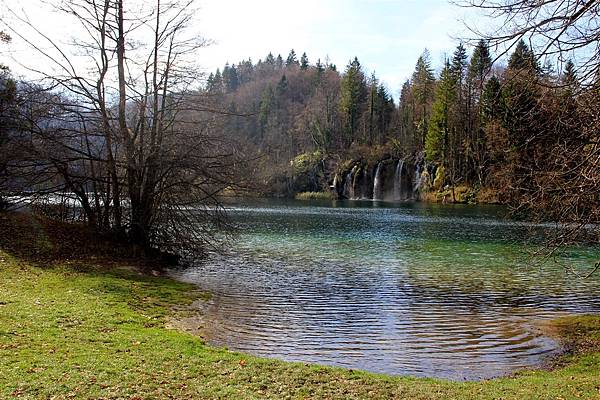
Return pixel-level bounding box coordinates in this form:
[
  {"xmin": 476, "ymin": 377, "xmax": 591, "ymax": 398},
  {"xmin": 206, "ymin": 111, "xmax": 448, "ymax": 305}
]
[{"xmin": 171, "ymin": 199, "xmax": 600, "ymax": 380}]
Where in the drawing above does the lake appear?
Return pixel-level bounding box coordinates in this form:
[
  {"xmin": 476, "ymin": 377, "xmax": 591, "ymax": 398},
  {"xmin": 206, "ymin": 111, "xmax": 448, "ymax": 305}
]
[{"xmin": 170, "ymin": 199, "xmax": 600, "ymax": 380}]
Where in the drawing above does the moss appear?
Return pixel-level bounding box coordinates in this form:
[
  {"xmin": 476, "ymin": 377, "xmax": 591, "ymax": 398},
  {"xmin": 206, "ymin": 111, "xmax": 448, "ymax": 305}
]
[
  {"xmin": 433, "ymin": 166, "xmax": 445, "ymax": 190},
  {"xmin": 295, "ymin": 191, "xmax": 333, "ymax": 201},
  {"xmin": 291, "ymin": 150, "xmax": 324, "ymax": 175}
]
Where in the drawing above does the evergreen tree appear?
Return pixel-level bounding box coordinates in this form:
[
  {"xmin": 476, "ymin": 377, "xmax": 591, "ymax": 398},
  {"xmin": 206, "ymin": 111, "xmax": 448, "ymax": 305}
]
[
  {"xmin": 207, "ymin": 69, "xmax": 224, "ymax": 94},
  {"xmin": 398, "ymin": 80, "xmax": 415, "ymax": 148},
  {"xmin": 265, "ymin": 52, "xmax": 275, "ymax": 65},
  {"xmin": 479, "ymin": 74, "xmax": 506, "ymax": 180},
  {"xmin": 276, "ymin": 74, "xmax": 288, "ymax": 97},
  {"xmin": 426, "ymin": 61, "xmax": 456, "ymax": 165},
  {"xmin": 259, "ymin": 86, "xmax": 275, "ymax": 134},
  {"xmin": 502, "ymin": 41, "xmax": 540, "ymax": 156},
  {"xmin": 367, "ymin": 73, "xmax": 379, "ymax": 144},
  {"xmin": 340, "ymin": 57, "xmax": 367, "ymax": 144},
  {"xmin": 300, "ymin": 52, "xmax": 309, "ymax": 70},
  {"xmin": 508, "ymin": 40, "xmax": 540, "ymax": 73},
  {"xmin": 451, "ymin": 43, "xmax": 468, "ymax": 85},
  {"xmin": 411, "ymin": 50, "xmax": 436, "ymax": 147},
  {"xmin": 222, "ymin": 64, "xmax": 239, "ymax": 92},
  {"xmin": 276, "ymin": 54, "xmax": 284, "ymax": 69},
  {"xmin": 325, "ymin": 57, "xmax": 337, "ymax": 72},
  {"xmin": 376, "ymin": 84, "xmax": 394, "ymax": 143},
  {"xmin": 286, "ymin": 49, "xmax": 299, "ymax": 67},
  {"xmin": 316, "ymin": 58, "xmax": 324, "ymax": 73},
  {"xmin": 467, "ymin": 40, "xmax": 493, "ymax": 184},
  {"xmin": 481, "ymin": 76, "xmax": 502, "ymax": 124},
  {"xmin": 468, "ymin": 40, "xmax": 492, "ymax": 85},
  {"xmin": 562, "ymin": 60, "xmax": 578, "ymax": 89},
  {"xmin": 206, "ymin": 72, "xmax": 215, "ymax": 91},
  {"xmin": 237, "ymin": 59, "xmax": 254, "ymax": 84},
  {"xmin": 450, "ymin": 43, "xmax": 470, "ymax": 179}
]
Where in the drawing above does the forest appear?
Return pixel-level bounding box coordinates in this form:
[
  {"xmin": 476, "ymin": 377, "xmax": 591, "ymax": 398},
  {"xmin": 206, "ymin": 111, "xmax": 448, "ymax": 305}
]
[
  {"xmin": 0, "ymin": 0, "xmax": 598, "ymax": 255},
  {"xmin": 199, "ymin": 39, "xmax": 598, "ymax": 236},
  {"xmin": 1, "ymin": 1, "xmax": 600, "ymax": 398}
]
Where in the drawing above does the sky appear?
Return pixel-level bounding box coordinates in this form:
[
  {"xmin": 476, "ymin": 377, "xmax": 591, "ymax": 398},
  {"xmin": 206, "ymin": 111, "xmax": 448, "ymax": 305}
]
[
  {"xmin": 198, "ymin": 0, "xmax": 484, "ymax": 94},
  {"xmin": 1, "ymin": 0, "xmax": 486, "ymax": 97}
]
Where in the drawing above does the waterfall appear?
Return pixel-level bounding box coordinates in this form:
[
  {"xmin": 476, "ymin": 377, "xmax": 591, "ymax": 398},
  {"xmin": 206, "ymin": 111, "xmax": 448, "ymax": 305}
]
[
  {"xmin": 413, "ymin": 163, "xmax": 422, "ymax": 193},
  {"xmin": 332, "ymin": 174, "xmax": 340, "ymax": 197},
  {"xmin": 344, "ymin": 170, "xmax": 353, "ymax": 199},
  {"xmin": 352, "ymin": 166, "xmax": 361, "ymax": 199},
  {"xmin": 361, "ymin": 167, "xmax": 369, "ymax": 199},
  {"xmin": 373, "ymin": 162, "xmax": 383, "ymax": 200},
  {"xmin": 343, "ymin": 166, "xmax": 361, "ymax": 199},
  {"xmin": 393, "ymin": 160, "xmax": 404, "ymax": 200}
]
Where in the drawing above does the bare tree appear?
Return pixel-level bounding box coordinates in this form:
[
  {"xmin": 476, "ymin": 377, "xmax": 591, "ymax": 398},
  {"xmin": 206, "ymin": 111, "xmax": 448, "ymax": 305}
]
[
  {"xmin": 455, "ymin": 0, "xmax": 600, "ymax": 84},
  {"xmin": 2, "ymin": 0, "xmax": 244, "ymax": 259},
  {"xmin": 457, "ymin": 0, "xmax": 600, "ymax": 276}
]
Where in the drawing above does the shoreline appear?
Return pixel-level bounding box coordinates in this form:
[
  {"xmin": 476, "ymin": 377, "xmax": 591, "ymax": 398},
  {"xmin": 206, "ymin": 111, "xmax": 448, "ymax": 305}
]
[{"xmin": 1, "ymin": 211, "xmax": 599, "ymax": 398}]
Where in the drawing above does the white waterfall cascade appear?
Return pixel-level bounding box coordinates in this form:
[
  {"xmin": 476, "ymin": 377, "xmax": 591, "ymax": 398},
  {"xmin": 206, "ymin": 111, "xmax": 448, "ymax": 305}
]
[
  {"xmin": 344, "ymin": 170, "xmax": 353, "ymax": 199},
  {"xmin": 393, "ymin": 160, "xmax": 404, "ymax": 200},
  {"xmin": 373, "ymin": 162, "xmax": 383, "ymax": 200},
  {"xmin": 361, "ymin": 167, "xmax": 369, "ymax": 199},
  {"xmin": 413, "ymin": 163, "xmax": 422, "ymax": 192}
]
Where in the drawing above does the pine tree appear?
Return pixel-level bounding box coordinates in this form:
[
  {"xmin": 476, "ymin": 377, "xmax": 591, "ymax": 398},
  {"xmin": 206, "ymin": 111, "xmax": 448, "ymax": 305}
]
[
  {"xmin": 450, "ymin": 43, "xmax": 470, "ymax": 179},
  {"xmin": 376, "ymin": 84, "xmax": 394, "ymax": 143},
  {"xmin": 467, "ymin": 40, "xmax": 493, "ymax": 185},
  {"xmin": 286, "ymin": 49, "xmax": 299, "ymax": 67},
  {"xmin": 479, "ymin": 75, "xmax": 506, "ymax": 178},
  {"xmin": 276, "ymin": 54, "xmax": 284, "ymax": 69},
  {"xmin": 208, "ymin": 69, "xmax": 224, "ymax": 94},
  {"xmin": 316, "ymin": 58, "xmax": 324, "ymax": 73},
  {"xmin": 300, "ymin": 52, "xmax": 309, "ymax": 70},
  {"xmin": 502, "ymin": 41, "xmax": 540, "ymax": 152},
  {"xmin": 265, "ymin": 52, "xmax": 275, "ymax": 65},
  {"xmin": 222, "ymin": 64, "xmax": 239, "ymax": 92},
  {"xmin": 482, "ymin": 76, "xmax": 502, "ymax": 124},
  {"xmin": 367, "ymin": 73, "xmax": 379, "ymax": 144},
  {"xmin": 468, "ymin": 41, "xmax": 491, "ymax": 83},
  {"xmin": 206, "ymin": 72, "xmax": 215, "ymax": 91},
  {"xmin": 426, "ymin": 61, "xmax": 456, "ymax": 165},
  {"xmin": 276, "ymin": 74, "xmax": 288, "ymax": 96},
  {"xmin": 411, "ymin": 50, "xmax": 436, "ymax": 147},
  {"xmin": 451, "ymin": 43, "xmax": 468, "ymax": 85},
  {"xmin": 508, "ymin": 40, "xmax": 540, "ymax": 73},
  {"xmin": 259, "ymin": 86, "xmax": 275, "ymax": 134},
  {"xmin": 562, "ymin": 60, "xmax": 578, "ymax": 89},
  {"xmin": 398, "ymin": 80, "xmax": 415, "ymax": 148},
  {"xmin": 237, "ymin": 59, "xmax": 254, "ymax": 84},
  {"xmin": 340, "ymin": 57, "xmax": 367, "ymax": 145}
]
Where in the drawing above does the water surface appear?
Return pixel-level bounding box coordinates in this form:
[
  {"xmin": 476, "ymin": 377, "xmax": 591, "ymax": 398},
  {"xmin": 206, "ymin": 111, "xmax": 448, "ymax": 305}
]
[{"xmin": 170, "ymin": 199, "xmax": 600, "ymax": 380}]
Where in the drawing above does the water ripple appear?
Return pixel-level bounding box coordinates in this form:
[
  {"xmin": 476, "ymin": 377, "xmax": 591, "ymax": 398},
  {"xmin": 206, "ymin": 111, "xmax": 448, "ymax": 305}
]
[{"xmin": 170, "ymin": 200, "xmax": 600, "ymax": 381}]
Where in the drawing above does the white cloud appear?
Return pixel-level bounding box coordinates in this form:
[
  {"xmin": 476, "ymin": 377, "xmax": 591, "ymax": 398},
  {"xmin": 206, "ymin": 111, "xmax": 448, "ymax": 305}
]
[{"xmin": 1, "ymin": 0, "xmax": 490, "ymax": 94}]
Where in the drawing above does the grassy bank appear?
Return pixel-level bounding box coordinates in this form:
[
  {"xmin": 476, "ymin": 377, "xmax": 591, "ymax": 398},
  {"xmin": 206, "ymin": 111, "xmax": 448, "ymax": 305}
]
[
  {"xmin": 1, "ymin": 213, "xmax": 600, "ymax": 399},
  {"xmin": 295, "ymin": 191, "xmax": 334, "ymax": 201}
]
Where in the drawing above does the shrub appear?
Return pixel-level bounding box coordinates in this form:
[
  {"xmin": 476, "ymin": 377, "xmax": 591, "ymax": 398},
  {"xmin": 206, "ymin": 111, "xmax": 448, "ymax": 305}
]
[{"xmin": 295, "ymin": 191, "xmax": 333, "ymax": 201}]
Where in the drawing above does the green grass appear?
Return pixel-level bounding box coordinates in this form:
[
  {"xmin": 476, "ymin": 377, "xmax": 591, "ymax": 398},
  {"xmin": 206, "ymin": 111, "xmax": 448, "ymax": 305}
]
[
  {"xmin": 1, "ymin": 213, "xmax": 600, "ymax": 399},
  {"xmin": 295, "ymin": 191, "xmax": 333, "ymax": 201}
]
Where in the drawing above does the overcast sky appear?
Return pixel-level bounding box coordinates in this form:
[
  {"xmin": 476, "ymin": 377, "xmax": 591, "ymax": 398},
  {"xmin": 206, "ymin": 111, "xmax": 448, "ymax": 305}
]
[{"xmin": 1, "ymin": 0, "xmax": 486, "ymax": 97}]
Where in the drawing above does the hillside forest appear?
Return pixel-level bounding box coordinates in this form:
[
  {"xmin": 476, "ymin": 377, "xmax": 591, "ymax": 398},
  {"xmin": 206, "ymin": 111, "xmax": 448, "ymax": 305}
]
[
  {"xmin": 201, "ymin": 42, "xmax": 597, "ymax": 215},
  {"xmin": 0, "ymin": 0, "xmax": 598, "ymax": 255}
]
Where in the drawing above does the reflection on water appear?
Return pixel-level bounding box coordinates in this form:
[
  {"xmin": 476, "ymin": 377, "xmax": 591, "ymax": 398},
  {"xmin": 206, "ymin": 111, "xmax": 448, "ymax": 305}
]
[{"xmin": 170, "ymin": 199, "xmax": 600, "ymax": 380}]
